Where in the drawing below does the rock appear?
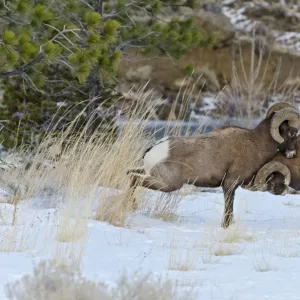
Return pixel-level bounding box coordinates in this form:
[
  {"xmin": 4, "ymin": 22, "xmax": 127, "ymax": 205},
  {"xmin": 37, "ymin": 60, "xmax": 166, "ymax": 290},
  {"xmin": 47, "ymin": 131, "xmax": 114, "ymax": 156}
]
[
  {"xmin": 193, "ymin": 66, "xmax": 220, "ymax": 93},
  {"xmin": 125, "ymin": 65, "xmax": 153, "ymax": 82}
]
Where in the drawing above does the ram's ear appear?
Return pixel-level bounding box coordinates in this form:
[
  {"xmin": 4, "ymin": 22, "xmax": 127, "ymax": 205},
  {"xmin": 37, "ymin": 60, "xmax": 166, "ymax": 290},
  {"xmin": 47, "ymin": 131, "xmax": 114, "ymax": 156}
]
[{"xmin": 268, "ymin": 111, "xmax": 276, "ymax": 118}]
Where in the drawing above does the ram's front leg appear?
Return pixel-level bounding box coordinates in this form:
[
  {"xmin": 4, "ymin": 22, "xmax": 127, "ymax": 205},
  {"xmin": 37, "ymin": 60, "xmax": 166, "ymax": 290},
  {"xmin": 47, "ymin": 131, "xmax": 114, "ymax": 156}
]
[
  {"xmin": 284, "ymin": 186, "xmax": 300, "ymax": 195},
  {"xmin": 221, "ymin": 181, "xmax": 238, "ymax": 228}
]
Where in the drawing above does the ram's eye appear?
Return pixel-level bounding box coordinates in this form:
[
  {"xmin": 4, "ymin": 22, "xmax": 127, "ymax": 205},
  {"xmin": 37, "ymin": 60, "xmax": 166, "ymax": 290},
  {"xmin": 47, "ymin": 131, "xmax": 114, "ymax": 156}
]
[{"xmin": 289, "ymin": 131, "xmax": 296, "ymax": 138}]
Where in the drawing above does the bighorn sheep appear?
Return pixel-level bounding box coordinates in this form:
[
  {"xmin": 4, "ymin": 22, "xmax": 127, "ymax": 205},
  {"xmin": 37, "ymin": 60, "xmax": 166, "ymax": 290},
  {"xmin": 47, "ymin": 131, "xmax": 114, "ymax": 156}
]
[
  {"xmin": 245, "ymin": 103, "xmax": 300, "ymax": 196},
  {"xmin": 127, "ymin": 103, "xmax": 300, "ymax": 228}
]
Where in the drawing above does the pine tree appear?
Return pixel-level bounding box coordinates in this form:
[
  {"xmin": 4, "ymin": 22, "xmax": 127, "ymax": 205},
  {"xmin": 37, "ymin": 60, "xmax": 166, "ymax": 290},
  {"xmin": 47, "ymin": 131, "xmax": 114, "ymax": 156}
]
[{"xmin": 0, "ymin": 0, "xmax": 215, "ymax": 148}]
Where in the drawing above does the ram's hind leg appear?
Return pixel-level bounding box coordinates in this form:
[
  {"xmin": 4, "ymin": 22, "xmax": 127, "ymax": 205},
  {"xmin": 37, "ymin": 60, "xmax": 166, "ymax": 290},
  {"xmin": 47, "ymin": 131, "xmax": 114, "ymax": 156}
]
[
  {"xmin": 127, "ymin": 172, "xmax": 182, "ymax": 209},
  {"xmin": 126, "ymin": 167, "xmax": 146, "ymax": 175},
  {"xmin": 123, "ymin": 172, "xmax": 158, "ymax": 211},
  {"xmin": 124, "ymin": 172, "xmax": 143, "ymax": 210},
  {"xmin": 130, "ymin": 173, "xmax": 181, "ymax": 192}
]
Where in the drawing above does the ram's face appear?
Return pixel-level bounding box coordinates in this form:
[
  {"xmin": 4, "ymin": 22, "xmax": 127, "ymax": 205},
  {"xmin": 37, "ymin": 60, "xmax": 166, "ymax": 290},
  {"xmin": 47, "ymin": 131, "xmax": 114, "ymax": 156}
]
[
  {"xmin": 266, "ymin": 173, "xmax": 289, "ymax": 195},
  {"xmin": 277, "ymin": 122, "xmax": 298, "ymax": 158}
]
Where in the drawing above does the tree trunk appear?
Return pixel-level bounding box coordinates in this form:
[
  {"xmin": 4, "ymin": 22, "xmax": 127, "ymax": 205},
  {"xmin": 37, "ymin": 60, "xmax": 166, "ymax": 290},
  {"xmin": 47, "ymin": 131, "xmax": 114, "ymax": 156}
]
[
  {"xmin": 87, "ymin": 69, "xmax": 101, "ymax": 135},
  {"xmin": 86, "ymin": 0, "xmax": 104, "ymax": 135}
]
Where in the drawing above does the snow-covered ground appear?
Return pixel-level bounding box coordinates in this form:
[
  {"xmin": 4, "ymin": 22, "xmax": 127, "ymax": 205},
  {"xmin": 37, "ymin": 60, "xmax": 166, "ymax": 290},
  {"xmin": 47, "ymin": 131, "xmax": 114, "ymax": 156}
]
[{"xmin": 1, "ymin": 186, "xmax": 300, "ymax": 299}]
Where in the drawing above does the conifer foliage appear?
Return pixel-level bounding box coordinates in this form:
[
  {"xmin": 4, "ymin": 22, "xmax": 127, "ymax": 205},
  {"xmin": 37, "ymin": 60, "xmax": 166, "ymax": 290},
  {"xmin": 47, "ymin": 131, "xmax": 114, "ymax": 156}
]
[{"xmin": 0, "ymin": 0, "xmax": 214, "ymax": 148}]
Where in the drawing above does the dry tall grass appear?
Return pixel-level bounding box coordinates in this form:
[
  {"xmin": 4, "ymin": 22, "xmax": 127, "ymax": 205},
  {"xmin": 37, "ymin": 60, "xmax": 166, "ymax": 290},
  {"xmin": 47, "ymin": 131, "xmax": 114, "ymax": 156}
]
[
  {"xmin": 0, "ymin": 88, "xmax": 148, "ymax": 265},
  {"xmin": 253, "ymin": 243, "xmax": 273, "ymax": 272},
  {"xmin": 0, "ymin": 225, "xmax": 34, "ymax": 252},
  {"xmin": 220, "ymin": 222, "xmax": 256, "ymax": 243},
  {"xmin": 168, "ymin": 247, "xmax": 198, "ymax": 272},
  {"xmin": 167, "ymin": 238, "xmax": 198, "ymax": 272},
  {"xmin": 253, "ymin": 252, "xmax": 273, "ymax": 272},
  {"xmin": 0, "ymin": 78, "xmax": 210, "ymax": 233}
]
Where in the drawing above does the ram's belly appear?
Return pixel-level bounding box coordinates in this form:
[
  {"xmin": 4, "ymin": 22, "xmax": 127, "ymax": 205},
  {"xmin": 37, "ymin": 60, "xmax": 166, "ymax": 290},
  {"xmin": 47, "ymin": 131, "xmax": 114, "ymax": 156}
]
[{"xmin": 181, "ymin": 156, "xmax": 229, "ymax": 187}]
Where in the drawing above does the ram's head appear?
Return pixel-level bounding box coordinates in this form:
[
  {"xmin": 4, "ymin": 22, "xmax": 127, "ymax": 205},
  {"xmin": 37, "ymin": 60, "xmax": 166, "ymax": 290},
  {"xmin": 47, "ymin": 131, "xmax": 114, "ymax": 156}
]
[
  {"xmin": 267, "ymin": 102, "xmax": 300, "ymax": 158},
  {"xmin": 253, "ymin": 161, "xmax": 291, "ymax": 195}
]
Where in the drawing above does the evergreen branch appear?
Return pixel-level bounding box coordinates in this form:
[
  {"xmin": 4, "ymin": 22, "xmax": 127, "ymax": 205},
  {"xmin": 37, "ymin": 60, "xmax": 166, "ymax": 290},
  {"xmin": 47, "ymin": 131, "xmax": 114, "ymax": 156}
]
[
  {"xmin": 0, "ymin": 23, "xmax": 82, "ymax": 79},
  {"xmin": 3, "ymin": 0, "xmax": 12, "ymax": 12},
  {"xmin": 57, "ymin": 59, "xmax": 74, "ymax": 70},
  {"xmin": 0, "ymin": 54, "xmax": 43, "ymax": 78},
  {"xmin": 52, "ymin": 39, "xmax": 75, "ymax": 54},
  {"xmin": 103, "ymin": 2, "xmax": 138, "ymax": 20},
  {"xmin": 158, "ymin": 0, "xmax": 190, "ymax": 8},
  {"xmin": 1, "ymin": 15, "xmax": 30, "ymax": 25},
  {"xmin": 95, "ymin": 0, "xmax": 103, "ymax": 14},
  {"xmin": 78, "ymin": 0, "xmax": 94, "ymax": 10},
  {"xmin": 116, "ymin": 31, "xmax": 159, "ymax": 50},
  {"xmin": 44, "ymin": 80, "xmax": 88, "ymax": 96},
  {"xmin": 22, "ymin": 73, "xmax": 45, "ymax": 94},
  {"xmin": 43, "ymin": 24, "xmax": 82, "ymax": 51}
]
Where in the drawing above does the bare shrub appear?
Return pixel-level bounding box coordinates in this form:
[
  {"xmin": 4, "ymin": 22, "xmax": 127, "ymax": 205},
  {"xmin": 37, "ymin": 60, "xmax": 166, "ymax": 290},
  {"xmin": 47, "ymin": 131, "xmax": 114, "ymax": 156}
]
[
  {"xmin": 113, "ymin": 272, "xmax": 196, "ymax": 300},
  {"xmin": 6, "ymin": 260, "xmax": 196, "ymax": 300},
  {"xmin": 5, "ymin": 260, "xmax": 111, "ymax": 300}
]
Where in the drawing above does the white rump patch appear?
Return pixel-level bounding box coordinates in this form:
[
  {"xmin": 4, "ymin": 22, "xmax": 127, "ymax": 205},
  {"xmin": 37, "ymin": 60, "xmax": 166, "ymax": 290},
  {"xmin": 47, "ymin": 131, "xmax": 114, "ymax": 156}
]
[{"xmin": 144, "ymin": 137, "xmax": 169, "ymax": 173}]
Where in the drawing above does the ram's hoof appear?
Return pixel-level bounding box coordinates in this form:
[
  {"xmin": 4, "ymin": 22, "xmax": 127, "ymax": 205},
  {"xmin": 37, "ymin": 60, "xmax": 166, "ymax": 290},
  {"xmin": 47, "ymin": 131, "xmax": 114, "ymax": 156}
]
[{"xmin": 221, "ymin": 216, "xmax": 234, "ymax": 229}]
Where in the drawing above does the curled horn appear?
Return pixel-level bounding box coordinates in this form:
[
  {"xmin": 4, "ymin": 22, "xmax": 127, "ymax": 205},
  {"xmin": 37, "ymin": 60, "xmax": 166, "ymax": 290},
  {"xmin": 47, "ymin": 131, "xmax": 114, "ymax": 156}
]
[
  {"xmin": 254, "ymin": 161, "xmax": 291, "ymax": 187},
  {"xmin": 266, "ymin": 102, "xmax": 297, "ymax": 119},
  {"xmin": 270, "ymin": 108, "xmax": 300, "ymax": 143}
]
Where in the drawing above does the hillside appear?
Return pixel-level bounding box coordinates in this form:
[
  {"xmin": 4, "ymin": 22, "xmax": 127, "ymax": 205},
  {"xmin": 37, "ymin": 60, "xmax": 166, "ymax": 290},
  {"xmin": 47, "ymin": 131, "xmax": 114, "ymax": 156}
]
[{"xmin": 117, "ymin": 0, "xmax": 300, "ymax": 120}]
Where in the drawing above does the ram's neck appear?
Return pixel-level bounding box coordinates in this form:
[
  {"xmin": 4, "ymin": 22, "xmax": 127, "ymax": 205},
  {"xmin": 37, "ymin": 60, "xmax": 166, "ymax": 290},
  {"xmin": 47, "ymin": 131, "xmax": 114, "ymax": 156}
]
[{"xmin": 253, "ymin": 117, "xmax": 278, "ymax": 154}]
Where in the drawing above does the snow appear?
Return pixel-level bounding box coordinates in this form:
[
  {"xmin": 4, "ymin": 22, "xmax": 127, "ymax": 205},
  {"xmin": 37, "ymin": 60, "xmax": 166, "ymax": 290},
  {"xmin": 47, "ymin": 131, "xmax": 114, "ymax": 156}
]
[{"xmin": 0, "ymin": 186, "xmax": 300, "ymax": 299}]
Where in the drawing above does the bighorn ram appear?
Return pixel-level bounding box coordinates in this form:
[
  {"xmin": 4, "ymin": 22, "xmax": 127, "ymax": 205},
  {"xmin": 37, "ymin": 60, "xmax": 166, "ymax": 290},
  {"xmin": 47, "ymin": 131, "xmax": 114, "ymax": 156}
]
[
  {"xmin": 127, "ymin": 102, "xmax": 300, "ymax": 228},
  {"xmin": 245, "ymin": 103, "xmax": 300, "ymax": 196}
]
